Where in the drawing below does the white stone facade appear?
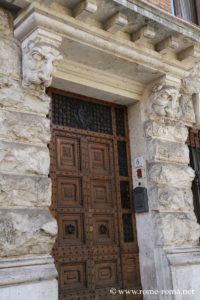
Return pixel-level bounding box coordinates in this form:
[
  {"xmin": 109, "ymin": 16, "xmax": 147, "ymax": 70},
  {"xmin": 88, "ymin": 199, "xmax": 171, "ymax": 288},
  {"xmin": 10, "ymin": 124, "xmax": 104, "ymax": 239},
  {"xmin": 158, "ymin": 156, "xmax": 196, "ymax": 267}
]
[
  {"xmin": 129, "ymin": 82, "xmax": 200, "ymax": 299},
  {"xmin": 0, "ymin": 0, "xmax": 200, "ymax": 300},
  {"xmin": 0, "ymin": 7, "xmax": 59, "ymax": 300}
]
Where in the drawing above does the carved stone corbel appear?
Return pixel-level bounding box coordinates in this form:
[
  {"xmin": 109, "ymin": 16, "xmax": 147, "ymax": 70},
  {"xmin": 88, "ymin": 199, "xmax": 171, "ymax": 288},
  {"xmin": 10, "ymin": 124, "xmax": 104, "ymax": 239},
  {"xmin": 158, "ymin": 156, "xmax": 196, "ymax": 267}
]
[
  {"xmin": 148, "ymin": 84, "xmax": 180, "ymax": 119},
  {"xmin": 147, "ymin": 82, "xmax": 196, "ymax": 125},
  {"xmin": 21, "ymin": 29, "xmax": 63, "ymax": 90}
]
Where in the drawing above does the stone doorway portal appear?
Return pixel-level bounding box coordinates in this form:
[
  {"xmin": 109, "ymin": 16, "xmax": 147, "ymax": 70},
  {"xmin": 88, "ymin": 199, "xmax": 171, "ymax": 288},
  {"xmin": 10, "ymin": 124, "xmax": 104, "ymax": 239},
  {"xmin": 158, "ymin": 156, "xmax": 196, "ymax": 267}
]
[{"xmin": 49, "ymin": 89, "xmax": 141, "ymax": 299}]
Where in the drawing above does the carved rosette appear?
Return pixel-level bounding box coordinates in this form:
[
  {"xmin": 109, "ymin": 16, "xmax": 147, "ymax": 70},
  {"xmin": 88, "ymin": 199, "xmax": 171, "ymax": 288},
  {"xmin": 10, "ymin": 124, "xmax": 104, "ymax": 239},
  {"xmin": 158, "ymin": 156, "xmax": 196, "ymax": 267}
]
[{"xmin": 21, "ymin": 30, "xmax": 63, "ymax": 90}]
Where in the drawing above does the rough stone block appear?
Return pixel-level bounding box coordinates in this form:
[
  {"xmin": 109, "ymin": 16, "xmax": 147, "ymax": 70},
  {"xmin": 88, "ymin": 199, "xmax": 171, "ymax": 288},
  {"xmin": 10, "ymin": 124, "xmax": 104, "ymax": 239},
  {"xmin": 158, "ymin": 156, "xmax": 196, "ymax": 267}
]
[
  {"xmin": 150, "ymin": 187, "xmax": 193, "ymax": 211},
  {"xmin": 149, "ymin": 164, "xmax": 194, "ymax": 188},
  {"xmin": 147, "ymin": 140, "xmax": 189, "ymax": 164},
  {"xmin": 144, "ymin": 120, "xmax": 188, "ymax": 143},
  {"xmin": 0, "ymin": 110, "xmax": 50, "ymax": 145},
  {"xmin": 0, "ymin": 8, "xmax": 13, "ymax": 36},
  {"xmin": 0, "ymin": 141, "xmax": 49, "ymax": 175},
  {"xmin": 0, "ymin": 78, "xmax": 50, "ymax": 116},
  {"xmin": 0, "ymin": 39, "xmax": 20, "ymax": 78},
  {"xmin": 0, "ymin": 174, "xmax": 51, "ymax": 207},
  {"xmin": 155, "ymin": 212, "xmax": 200, "ymax": 247},
  {"xmin": 0, "ymin": 208, "xmax": 57, "ymax": 257},
  {"xmin": 179, "ymin": 94, "xmax": 196, "ymax": 123}
]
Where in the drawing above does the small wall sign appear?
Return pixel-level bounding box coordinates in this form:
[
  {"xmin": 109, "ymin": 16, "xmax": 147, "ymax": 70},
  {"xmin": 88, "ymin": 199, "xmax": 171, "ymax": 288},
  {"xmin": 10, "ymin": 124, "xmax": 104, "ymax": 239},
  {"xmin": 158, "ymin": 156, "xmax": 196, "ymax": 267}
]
[{"xmin": 134, "ymin": 156, "xmax": 144, "ymax": 168}]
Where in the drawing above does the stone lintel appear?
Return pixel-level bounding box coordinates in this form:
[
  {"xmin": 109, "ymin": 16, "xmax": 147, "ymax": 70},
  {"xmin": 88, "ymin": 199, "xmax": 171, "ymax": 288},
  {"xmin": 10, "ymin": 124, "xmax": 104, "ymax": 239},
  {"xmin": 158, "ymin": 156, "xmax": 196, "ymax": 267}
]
[
  {"xmin": 104, "ymin": 12, "xmax": 128, "ymax": 33},
  {"xmin": 55, "ymin": 59, "xmax": 144, "ymax": 103},
  {"xmin": 155, "ymin": 36, "xmax": 179, "ymax": 54}
]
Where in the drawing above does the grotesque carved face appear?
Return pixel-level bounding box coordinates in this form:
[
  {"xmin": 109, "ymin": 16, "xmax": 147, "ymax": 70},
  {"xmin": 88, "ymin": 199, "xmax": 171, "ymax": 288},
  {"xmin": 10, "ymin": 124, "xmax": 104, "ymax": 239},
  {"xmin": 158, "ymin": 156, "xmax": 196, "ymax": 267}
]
[
  {"xmin": 22, "ymin": 40, "xmax": 62, "ymax": 88},
  {"xmin": 150, "ymin": 84, "xmax": 180, "ymax": 117}
]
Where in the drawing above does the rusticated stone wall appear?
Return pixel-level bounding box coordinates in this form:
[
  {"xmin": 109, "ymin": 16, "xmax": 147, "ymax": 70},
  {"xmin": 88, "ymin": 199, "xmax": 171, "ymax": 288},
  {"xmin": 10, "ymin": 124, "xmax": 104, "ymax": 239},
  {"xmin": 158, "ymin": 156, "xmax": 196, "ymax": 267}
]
[
  {"xmin": 144, "ymin": 83, "xmax": 200, "ymax": 248},
  {"xmin": 128, "ymin": 79, "xmax": 200, "ymax": 299},
  {"xmin": 0, "ymin": 7, "xmax": 58, "ymax": 292}
]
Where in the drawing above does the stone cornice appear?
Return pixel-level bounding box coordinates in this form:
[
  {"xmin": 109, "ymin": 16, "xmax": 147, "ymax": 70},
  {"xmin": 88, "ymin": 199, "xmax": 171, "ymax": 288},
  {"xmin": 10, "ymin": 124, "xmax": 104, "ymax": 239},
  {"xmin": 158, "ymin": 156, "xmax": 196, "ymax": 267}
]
[
  {"xmin": 114, "ymin": 0, "xmax": 200, "ymax": 43},
  {"xmin": 6, "ymin": 0, "xmax": 200, "ymax": 43},
  {"xmin": 14, "ymin": 3, "xmax": 196, "ymax": 81}
]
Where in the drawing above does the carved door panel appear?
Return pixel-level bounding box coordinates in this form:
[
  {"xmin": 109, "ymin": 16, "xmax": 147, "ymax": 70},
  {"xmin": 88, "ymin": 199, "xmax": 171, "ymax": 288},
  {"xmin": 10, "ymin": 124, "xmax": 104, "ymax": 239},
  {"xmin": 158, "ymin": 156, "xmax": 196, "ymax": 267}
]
[
  {"xmin": 50, "ymin": 90, "xmax": 142, "ymax": 300},
  {"xmin": 51, "ymin": 132, "xmax": 91, "ymax": 299},
  {"xmin": 86, "ymin": 137, "xmax": 122, "ymax": 297}
]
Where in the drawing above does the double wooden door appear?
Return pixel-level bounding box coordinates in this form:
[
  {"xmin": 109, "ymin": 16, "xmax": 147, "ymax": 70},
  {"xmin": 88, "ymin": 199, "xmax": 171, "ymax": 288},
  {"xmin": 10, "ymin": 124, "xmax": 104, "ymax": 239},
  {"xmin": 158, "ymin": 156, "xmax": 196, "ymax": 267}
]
[{"xmin": 49, "ymin": 89, "xmax": 141, "ymax": 300}]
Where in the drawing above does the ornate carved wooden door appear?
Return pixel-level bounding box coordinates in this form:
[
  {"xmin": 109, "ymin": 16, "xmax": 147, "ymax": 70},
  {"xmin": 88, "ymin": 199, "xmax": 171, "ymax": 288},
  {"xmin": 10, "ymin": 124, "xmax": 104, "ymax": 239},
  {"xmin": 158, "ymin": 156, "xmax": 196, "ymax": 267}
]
[{"xmin": 49, "ymin": 89, "xmax": 142, "ymax": 300}]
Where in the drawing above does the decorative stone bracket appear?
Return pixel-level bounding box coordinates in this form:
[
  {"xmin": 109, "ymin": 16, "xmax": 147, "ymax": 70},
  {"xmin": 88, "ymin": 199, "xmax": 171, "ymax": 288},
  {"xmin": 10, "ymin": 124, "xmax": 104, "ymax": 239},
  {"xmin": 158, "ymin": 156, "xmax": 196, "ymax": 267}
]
[
  {"xmin": 147, "ymin": 83, "xmax": 195, "ymax": 125},
  {"xmin": 147, "ymin": 61, "xmax": 200, "ymax": 130},
  {"xmin": 21, "ymin": 29, "xmax": 63, "ymax": 90}
]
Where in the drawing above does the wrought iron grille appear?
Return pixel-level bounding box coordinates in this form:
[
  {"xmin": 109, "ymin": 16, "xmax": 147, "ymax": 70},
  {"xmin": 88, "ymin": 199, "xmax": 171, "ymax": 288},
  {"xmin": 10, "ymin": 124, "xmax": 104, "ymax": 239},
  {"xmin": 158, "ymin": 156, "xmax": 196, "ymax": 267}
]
[
  {"xmin": 52, "ymin": 93, "xmax": 113, "ymax": 134},
  {"xmin": 117, "ymin": 141, "xmax": 128, "ymax": 176},
  {"xmin": 122, "ymin": 214, "xmax": 134, "ymax": 242},
  {"xmin": 120, "ymin": 181, "xmax": 130, "ymax": 208},
  {"xmin": 115, "ymin": 107, "xmax": 125, "ymax": 137},
  {"xmin": 187, "ymin": 130, "xmax": 200, "ymax": 224}
]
